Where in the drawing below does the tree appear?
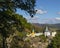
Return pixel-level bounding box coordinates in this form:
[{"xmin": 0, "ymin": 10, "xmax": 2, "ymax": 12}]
[
  {"xmin": 0, "ymin": 0, "xmax": 36, "ymax": 16},
  {"xmin": 0, "ymin": 0, "xmax": 36, "ymax": 48},
  {"xmin": 0, "ymin": 10, "xmax": 19, "ymax": 48},
  {"xmin": 0, "ymin": 10, "xmax": 33, "ymax": 48}
]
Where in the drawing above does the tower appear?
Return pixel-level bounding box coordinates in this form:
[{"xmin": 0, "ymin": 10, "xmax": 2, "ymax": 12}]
[
  {"xmin": 45, "ymin": 26, "xmax": 49, "ymax": 32},
  {"xmin": 32, "ymin": 29, "xmax": 35, "ymax": 35},
  {"xmin": 44, "ymin": 26, "xmax": 50, "ymax": 37}
]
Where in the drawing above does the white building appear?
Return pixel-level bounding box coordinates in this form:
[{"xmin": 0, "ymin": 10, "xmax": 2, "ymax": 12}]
[
  {"xmin": 35, "ymin": 33, "xmax": 43, "ymax": 36},
  {"xmin": 52, "ymin": 31, "xmax": 56, "ymax": 37},
  {"xmin": 26, "ymin": 29, "xmax": 43, "ymax": 37},
  {"xmin": 44, "ymin": 26, "xmax": 51, "ymax": 37},
  {"xmin": 27, "ymin": 26, "xmax": 57, "ymax": 37},
  {"xmin": 44, "ymin": 26, "xmax": 57, "ymax": 37}
]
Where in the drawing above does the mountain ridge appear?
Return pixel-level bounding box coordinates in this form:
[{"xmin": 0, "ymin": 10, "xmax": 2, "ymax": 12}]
[{"xmin": 32, "ymin": 23, "xmax": 60, "ymax": 31}]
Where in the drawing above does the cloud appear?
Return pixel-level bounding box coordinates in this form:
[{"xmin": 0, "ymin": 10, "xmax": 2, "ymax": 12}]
[
  {"xmin": 24, "ymin": 16, "xmax": 60, "ymax": 24},
  {"xmin": 24, "ymin": 15, "xmax": 41, "ymax": 23},
  {"xmin": 25, "ymin": 16, "xmax": 40, "ymax": 20},
  {"xmin": 55, "ymin": 17, "xmax": 60, "ymax": 20},
  {"xmin": 36, "ymin": 9, "xmax": 47, "ymax": 14},
  {"xmin": 42, "ymin": 18, "xmax": 60, "ymax": 24}
]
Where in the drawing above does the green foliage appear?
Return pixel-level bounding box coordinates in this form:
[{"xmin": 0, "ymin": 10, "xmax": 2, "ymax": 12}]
[
  {"xmin": 0, "ymin": 0, "xmax": 36, "ymax": 47},
  {"xmin": 0, "ymin": 10, "xmax": 33, "ymax": 48},
  {"xmin": 17, "ymin": 32, "xmax": 26, "ymax": 38},
  {"xmin": 39, "ymin": 35, "xmax": 47, "ymax": 42},
  {"xmin": 0, "ymin": 10, "xmax": 32, "ymax": 37},
  {"xmin": 0, "ymin": 0, "xmax": 36, "ymax": 16},
  {"xmin": 0, "ymin": 10, "xmax": 20, "ymax": 37},
  {"xmin": 0, "ymin": 34, "xmax": 2, "ymax": 48},
  {"xmin": 47, "ymin": 31, "xmax": 60, "ymax": 48}
]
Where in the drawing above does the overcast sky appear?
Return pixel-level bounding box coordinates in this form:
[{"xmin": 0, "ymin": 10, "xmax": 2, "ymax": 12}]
[{"xmin": 16, "ymin": 0, "xmax": 60, "ymax": 24}]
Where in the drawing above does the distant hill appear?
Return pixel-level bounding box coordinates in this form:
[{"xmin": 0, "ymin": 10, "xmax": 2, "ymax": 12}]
[{"xmin": 32, "ymin": 23, "xmax": 60, "ymax": 31}]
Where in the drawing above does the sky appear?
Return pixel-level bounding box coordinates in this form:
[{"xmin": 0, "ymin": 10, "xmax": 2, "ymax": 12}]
[{"xmin": 16, "ymin": 0, "xmax": 60, "ymax": 24}]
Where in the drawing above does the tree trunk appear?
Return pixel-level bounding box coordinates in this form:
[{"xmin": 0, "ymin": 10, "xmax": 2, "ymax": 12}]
[{"xmin": 2, "ymin": 37, "xmax": 6, "ymax": 48}]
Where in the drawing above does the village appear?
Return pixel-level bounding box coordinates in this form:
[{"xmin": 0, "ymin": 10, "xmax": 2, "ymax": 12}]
[
  {"xmin": 26, "ymin": 26, "xmax": 56, "ymax": 38},
  {"xmin": 23, "ymin": 26, "xmax": 57, "ymax": 48}
]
